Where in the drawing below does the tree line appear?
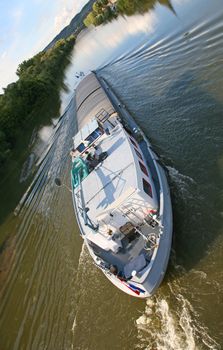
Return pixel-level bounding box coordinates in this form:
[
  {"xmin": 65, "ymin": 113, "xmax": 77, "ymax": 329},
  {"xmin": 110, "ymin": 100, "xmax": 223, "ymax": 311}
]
[
  {"xmin": 83, "ymin": 0, "xmax": 175, "ymax": 27},
  {"xmin": 84, "ymin": 0, "xmax": 117, "ymax": 27},
  {"xmin": 0, "ymin": 35, "xmax": 75, "ymax": 167}
]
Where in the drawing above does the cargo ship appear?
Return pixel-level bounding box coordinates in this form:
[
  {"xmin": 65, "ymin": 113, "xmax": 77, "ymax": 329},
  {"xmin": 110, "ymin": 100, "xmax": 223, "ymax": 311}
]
[{"xmin": 70, "ymin": 72, "xmax": 172, "ymax": 298}]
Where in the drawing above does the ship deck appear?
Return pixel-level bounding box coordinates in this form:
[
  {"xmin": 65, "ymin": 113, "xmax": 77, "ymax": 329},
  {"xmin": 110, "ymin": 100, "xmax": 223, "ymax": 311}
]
[{"xmin": 78, "ymin": 124, "xmax": 137, "ymax": 223}]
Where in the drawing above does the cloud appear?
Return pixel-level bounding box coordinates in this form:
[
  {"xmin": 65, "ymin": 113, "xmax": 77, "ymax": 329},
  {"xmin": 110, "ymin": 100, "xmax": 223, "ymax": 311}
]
[
  {"xmin": 0, "ymin": 0, "xmax": 89, "ymax": 91},
  {"xmin": 54, "ymin": 0, "xmax": 89, "ymax": 33},
  {"xmin": 1, "ymin": 51, "xmax": 7, "ymax": 60},
  {"xmin": 0, "ymin": 54, "xmax": 19, "ymax": 90},
  {"xmin": 11, "ymin": 8, "xmax": 23, "ymax": 21},
  {"xmin": 65, "ymin": 10, "xmax": 158, "ymax": 78},
  {"xmin": 78, "ymin": 12, "xmax": 157, "ymax": 54},
  {"xmin": 54, "ymin": 6, "xmax": 72, "ymax": 32}
]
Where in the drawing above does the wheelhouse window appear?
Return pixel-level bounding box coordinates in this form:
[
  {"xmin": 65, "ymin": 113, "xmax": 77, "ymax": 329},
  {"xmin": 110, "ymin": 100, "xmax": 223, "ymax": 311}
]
[
  {"xmin": 86, "ymin": 127, "xmax": 102, "ymax": 143},
  {"xmin": 139, "ymin": 161, "xmax": 149, "ymax": 176},
  {"xmin": 76, "ymin": 128, "xmax": 102, "ymax": 153},
  {"xmin": 134, "ymin": 148, "xmax": 143, "ymax": 160},
  {"xmin": 142, "ymin": 178, "xmax": 153, "ymax": 198},
  {"xmin": 77, "ymin": 143, "xmax": 85, "ymax": 153}
]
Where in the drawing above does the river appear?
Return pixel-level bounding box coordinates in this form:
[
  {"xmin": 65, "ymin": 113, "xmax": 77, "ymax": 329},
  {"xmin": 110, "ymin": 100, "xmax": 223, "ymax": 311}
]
[{"xmin": 0, "ymin": 0, "xmax": 223, "ymax": 349}]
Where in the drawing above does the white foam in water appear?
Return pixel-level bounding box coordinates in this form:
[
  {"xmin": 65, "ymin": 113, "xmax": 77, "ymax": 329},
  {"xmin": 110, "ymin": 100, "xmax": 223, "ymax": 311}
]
[
  {"xmin": 71, "ymin": 242, "xmax": 91, "ymax": 292},
  {"xmin": 71, "ymin": 316, "xmax": 77, "ymax": 333},
  {"xmin": 136, "ymin": 293, "xmax": 220, "ymax": 350},
  {"xmin": 178, "ymin": 296, "xmax": 196, "ymax": 349},
  {"xmin": 190, "ymin": 269, "xmax": 207, "ymax": 280},
  {"xmin": 167, "ymin": 166, "xmax": 196, "ymax": 195},
  {"xmin": 158, "ymin": 299, "xmax": 185, "ymax": 349},
  {"xmin": 136, "ymin": 297, "xmax": 183, "ymax": 349},
  {"xmin": 166, "ymin": 166, "xmax": 199, "ymax": 204},
  {"xmin": 71, "ymin": 243, "xmax": 91, "ymax": 333},
  {"xmin": 167, "ymin": 166, "xmax": 195, "ymax": 183}
]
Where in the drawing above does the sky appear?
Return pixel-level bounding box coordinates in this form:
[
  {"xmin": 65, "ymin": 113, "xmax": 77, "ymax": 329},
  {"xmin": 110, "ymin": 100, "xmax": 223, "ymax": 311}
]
[{"xmin": 0, "ymin": 0, "xmax": 89, "ymax": 92}]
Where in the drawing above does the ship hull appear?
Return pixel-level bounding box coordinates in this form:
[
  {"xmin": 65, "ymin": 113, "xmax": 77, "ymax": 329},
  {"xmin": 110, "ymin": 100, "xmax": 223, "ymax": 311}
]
[{"xmin": 71, "ymin": 72, "xmax": 173, "ymax": 298}]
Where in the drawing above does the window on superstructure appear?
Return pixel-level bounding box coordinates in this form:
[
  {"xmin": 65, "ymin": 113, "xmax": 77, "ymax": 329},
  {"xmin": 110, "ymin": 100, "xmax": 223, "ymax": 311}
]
[
  {"xmin": 142, "ymin": 179, "xmax": 153, "ymax": 198},
  {"xmin": 77, "ymin": 143, "xmax": 85, "ymax": 153},
  {"xmin": 139, "ymin": 161, "xmax": 149, "ymax": 177},
  {"xmin": 86, "ymin": 128, "xmax": 102, "ymax": 143},
  {"xmin": 134, "ymin": 148, "xmax": 143, "ymax": 160}
]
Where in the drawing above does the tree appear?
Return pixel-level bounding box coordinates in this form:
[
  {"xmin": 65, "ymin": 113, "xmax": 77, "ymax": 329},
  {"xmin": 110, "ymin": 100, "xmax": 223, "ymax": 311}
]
[
  {"xmin": 103, "ymin": 6, "xmax": 114, "ymax": 21},
  {"xmin": 84, "ymin": 11, "xmax": 97, "ymax": 26},
  {"xmin": 116, "ymin": 0, "xmax": 156, "ymax": 15},
  {"xmin": 95, "ymin": 14, "xmax": 104, "ymax": 25},
  {"xmin": 0, "ymin": 35, "xmax": 76, "ymax": 169},
  {"xmin": 93, "ymin": 1, "xmax": 103, "ymax": 14},
  {"xmin": 0, "ymin": 131, "xmax": 10, "ymax": 165}
]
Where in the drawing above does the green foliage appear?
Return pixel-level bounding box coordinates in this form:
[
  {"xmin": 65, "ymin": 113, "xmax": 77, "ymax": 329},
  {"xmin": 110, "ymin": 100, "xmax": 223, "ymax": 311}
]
[
  {"xmin": 95, "ymin": 14, "xmax": 104, "ymax": 25},
  {"xmin": 83, "ymin": 0, "xmax": 175, "ymax": 27},
  {"xmin": 84, "ymin": 11, "xmax": 97, "ymax": 26},
  {"xmin": 0, "ymin": 35, "xmax": 75, "ymax": 167},
  {"xmin": 103, "ymin": 6, "xmax": 114, "ymax": 21},
  {"xmin": 83, "ymin": 0, "xmax": 117, "ymax": 27},
  {"xmin": 116, "ymin": 0, "xmax": 156, "ymax": 16},
  {"xmin": 0, "ymin": 131, "xmax": 10, "ymax": 165},
  {"xmin": 93, "ymin": 1, "xmax": 103, "ymax": 13}
]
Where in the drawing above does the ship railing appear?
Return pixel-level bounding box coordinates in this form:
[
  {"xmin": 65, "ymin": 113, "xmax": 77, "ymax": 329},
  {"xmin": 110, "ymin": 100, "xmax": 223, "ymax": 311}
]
[
  {"xmin": 75, "ymin": 172, "xmax": 98, "ymax": 231},
  {"xmin": 117, "ymin": 205, "xmax": 160, "ymax": 252}
]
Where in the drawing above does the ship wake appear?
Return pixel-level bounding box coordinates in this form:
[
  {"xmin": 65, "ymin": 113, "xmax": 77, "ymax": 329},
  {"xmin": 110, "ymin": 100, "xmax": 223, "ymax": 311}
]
[{"xmin": 136, "ymin": 290, "xmax": 220, "ymax": 350}]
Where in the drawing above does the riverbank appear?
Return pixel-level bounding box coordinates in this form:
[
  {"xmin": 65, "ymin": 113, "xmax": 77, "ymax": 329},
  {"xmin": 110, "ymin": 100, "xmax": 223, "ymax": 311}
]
[
  {"xmin": 0, "ymin": 35, "xmax": 75, "ymax": 222},
  {"xmin": 0, "ymin": 35, "xmax": 75, "ymax": 169},
  {"xmin": 83, "ymin": 0, "xmax": 175, "ymax": 27}
]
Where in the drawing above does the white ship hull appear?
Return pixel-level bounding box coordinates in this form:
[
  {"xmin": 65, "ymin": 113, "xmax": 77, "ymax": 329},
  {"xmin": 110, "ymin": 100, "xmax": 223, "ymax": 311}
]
[{"xmin": 71, "ymin": 72, "xmax": 172, "ymax": 298}]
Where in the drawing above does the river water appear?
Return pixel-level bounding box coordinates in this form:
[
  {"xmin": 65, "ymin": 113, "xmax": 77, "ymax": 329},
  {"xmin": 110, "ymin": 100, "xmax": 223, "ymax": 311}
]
[{"xmin": 0, "ymin": 0, "xmax": 223, "ymax": 349}]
